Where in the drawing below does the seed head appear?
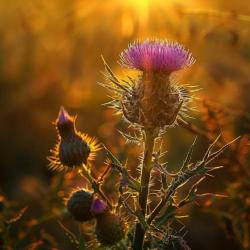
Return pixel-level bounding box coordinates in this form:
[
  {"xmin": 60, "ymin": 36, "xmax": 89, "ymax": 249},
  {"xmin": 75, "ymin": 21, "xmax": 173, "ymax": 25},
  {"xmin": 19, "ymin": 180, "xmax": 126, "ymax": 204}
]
[{"xmin": 66, "ymin": 189, "xmax": 94, "ymax": 222}]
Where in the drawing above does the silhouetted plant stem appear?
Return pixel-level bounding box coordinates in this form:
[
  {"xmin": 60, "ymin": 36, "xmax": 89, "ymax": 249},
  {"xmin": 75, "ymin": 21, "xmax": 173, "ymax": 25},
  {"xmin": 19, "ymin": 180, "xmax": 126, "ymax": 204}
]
[
  {"xmin": 133, "ymin": 129, "xmax": 156, "ymax": 250},
  {"xmin": 79, "ymin": 164, "xmax": 113, "ymax": 209}
]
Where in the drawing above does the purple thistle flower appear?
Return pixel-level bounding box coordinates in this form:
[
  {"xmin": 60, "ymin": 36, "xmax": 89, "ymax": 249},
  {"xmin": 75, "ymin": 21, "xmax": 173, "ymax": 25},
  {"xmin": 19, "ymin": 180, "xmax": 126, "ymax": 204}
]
[
  {"xmin": 57, "ymin": 106, "xmax": 72, "ymax": 125},
  {"xmin": 119, "ymin": 39, "xmax": 195, "ymax": 73},
  {"xmin": 91, "ymin": 198, "xmax": 107, "ymax": 215}
]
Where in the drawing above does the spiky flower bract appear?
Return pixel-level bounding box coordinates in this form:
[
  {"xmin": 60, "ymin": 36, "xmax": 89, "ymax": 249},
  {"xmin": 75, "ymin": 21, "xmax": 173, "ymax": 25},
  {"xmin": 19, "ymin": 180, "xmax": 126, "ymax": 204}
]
[
  {"xmin": 119, "ymin": 39, "xmax": 195, "ymax": 73},
  {"xmin": 48, "ymin": 107, "xmax": 100, "ymax": 171},
  {"xmin": 66, "ymin": 189, "xmax": 94, "ymax": 222}
]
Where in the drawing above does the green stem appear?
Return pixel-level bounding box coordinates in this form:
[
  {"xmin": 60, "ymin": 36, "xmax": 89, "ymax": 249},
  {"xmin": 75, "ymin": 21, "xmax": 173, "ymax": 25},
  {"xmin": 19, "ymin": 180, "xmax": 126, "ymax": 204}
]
[
  {"xmin": 80, "ymin": 165, "xmax": 113, "ymax": 209},
  {"xmin": 133, "ymin": 129, "xmax": 156, "ymax": 250}
]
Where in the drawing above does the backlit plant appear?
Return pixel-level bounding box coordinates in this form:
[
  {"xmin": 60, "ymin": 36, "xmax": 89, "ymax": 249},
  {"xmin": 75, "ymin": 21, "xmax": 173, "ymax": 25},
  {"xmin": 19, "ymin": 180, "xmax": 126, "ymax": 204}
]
[{"xmin": 48, "ymin": 38, "xmax": 238, "ymax": 250}]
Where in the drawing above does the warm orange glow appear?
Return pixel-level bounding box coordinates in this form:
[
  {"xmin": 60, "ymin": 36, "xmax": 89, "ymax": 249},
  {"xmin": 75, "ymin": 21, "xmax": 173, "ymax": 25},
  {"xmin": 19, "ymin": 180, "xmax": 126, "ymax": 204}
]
[
  {"xmin": 1, "ymin": 1, "xmax": 250, "ymax": 249},
  {"xmin": 121, "ymin": 0, "xmax": 149, "ymax": 34}
]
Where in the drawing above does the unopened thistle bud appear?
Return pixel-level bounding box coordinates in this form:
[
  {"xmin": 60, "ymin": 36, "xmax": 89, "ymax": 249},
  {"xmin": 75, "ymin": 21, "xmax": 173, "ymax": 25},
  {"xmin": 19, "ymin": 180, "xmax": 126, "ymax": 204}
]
[
  {"xmin": 66, "ymin": 189, "xmax": 94, "ymax": 222},
  {"xmin": 48, "ymin": 107, "xmax": 100, "ymax": 171},
  {"xmin": 119, "ymin": 39, "xmax": 195, "ymax": 129},
  {"xmin": 95, "ymin": 211, "xmax": 126, "ymax": 246},
  {"xmin": 90, "ymin": 198, "xmax": 108, "ymax": 216}
]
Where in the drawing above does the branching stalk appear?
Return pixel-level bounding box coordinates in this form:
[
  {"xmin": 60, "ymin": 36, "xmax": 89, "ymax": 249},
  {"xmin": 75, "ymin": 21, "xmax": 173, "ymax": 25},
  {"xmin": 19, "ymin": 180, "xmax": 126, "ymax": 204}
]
[
  {"xmin": 133, "ymin": 129, "xmax": 156, "ymax": 250},
  {"xmin": 147, "ymin": 136, "xmax": 239, "ymax": 225},
  {"xmin": 79, "ymin": 164, "xmax": 113, "ymax": 209}
]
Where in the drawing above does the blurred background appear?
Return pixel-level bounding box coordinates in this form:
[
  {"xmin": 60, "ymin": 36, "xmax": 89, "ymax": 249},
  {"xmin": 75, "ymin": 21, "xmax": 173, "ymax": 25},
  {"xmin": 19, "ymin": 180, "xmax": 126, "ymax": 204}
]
[{"xmin": 0, "ymin": 0, "xmax": 249, "ymax": 249}]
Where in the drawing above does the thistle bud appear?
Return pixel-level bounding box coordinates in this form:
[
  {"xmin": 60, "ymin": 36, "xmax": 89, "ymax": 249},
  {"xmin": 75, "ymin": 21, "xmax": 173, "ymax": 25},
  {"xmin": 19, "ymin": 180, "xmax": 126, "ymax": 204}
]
[
  {"xmin": 90, "ymin": 198, "xmax": 108, "ymax": 216},
  {"xmin": 57, "ymin": 106, "xmax": 75, "ymax": 138},
  {"xmin": 48, "ymin": 107, "xmax": 100, "ymax": 171},
  {"xmin": 95, "ymin": 211, "xmax": 126, "ymax": 246},
  {"xmin": 66, "ymin": 189, "xmax": 94, "ymax": 222},
  {"xmin": 59, "ymin": 134, "xmax": 90, "ymax": 167}
]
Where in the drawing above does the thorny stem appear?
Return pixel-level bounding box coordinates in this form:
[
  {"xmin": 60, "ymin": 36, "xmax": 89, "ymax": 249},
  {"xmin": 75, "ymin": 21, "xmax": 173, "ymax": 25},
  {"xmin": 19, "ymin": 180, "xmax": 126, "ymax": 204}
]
[
  {"xmin": 147, "ymin": 136, "xmax": 239, "ymax": 225},
  {"xmin": 133, "ymin": 129, "xmax": 157, "ymax": 250},
  {"xmin": 79, "ymin": 164, "xmax": 113, "ymax": 209},
  {"xmin": 148, "ymin": 173, "xmax": 200, "ymax": 225},
  {"xmin": 147, "ymin": 167, "xmax": 203, "ymax": 226}
]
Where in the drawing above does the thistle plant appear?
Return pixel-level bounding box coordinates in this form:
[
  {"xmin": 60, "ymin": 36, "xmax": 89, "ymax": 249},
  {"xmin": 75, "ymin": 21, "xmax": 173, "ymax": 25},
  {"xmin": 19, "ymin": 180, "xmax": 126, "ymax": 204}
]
[{"xmin": 48, "ymin": 38, "xmax": 238, "ymax": 250}]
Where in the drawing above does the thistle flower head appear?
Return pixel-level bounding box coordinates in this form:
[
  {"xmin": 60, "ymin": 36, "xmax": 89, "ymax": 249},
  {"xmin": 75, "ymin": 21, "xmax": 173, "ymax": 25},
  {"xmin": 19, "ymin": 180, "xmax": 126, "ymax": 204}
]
[
  {"xmin": 90, "ymin": 198, "xmax": 108, "ymax": 215},
  {"xmin": 101, "ymin": 39, "xmax": 197, "ymax": 129},
  {"xmin": 48, "ymin": 107, "xmax": 100, "ymax": 171},
  {"xmin": 119, "ymin": 39, "xmax": 195, "ymax": 73}
]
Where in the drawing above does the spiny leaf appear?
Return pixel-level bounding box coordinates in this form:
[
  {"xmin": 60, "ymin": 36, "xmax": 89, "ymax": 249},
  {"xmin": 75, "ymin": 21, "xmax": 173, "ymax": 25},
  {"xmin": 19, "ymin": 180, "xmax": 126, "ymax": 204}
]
[
  {"xmin": 102, "ymin": 99, "xmax": 122, "ymax": 111},
  {"xmin": 103, "ymin": 145, "xmax": 140, "ymax": 191},
  {"xmin": 97, "ymin": 81, "xmax": 123, "ymax": 95},
  {"xmin": 102, "ymin": 144, "xmax": 123, "ymax": 167},
  {"xmin": 205, "ymin": 136, "xmax": 241, "ymax": 166},
  {"xmin": 118, "ymin": 130, "xmax": 142, "ymax": 145},
  {"xmin": 121, "ymin": 78, "xmax": 133, "ymax": 88},
  {"xmin": 101, "ymin": 55, "xmax": 129, "ymax": 92},
  {"xmin": 181, "ymin": 137, "xmax": 197, "ymax": 171}
]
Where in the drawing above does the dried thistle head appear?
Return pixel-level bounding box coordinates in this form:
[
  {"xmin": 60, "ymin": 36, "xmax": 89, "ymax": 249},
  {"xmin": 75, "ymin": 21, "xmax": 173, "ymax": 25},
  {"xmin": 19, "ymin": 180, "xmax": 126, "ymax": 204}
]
[
  {"xmin": 48, "ymin": 107, "xmax": 100, "ymax": 171},
  {"xmin": 101, "ymin": 39, "xmax": 196, "ymax": 130}
]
